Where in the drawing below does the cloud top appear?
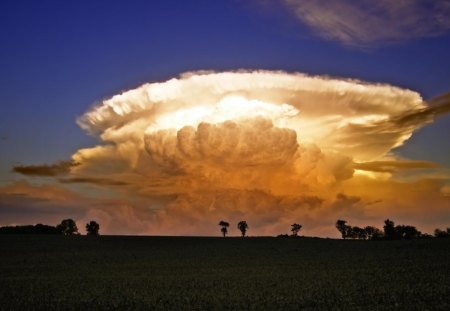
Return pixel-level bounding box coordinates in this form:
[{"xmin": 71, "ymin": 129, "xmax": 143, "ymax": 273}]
[{"xmin": 79, "ymin": 70, "xmax": 424, "ymax": 162}]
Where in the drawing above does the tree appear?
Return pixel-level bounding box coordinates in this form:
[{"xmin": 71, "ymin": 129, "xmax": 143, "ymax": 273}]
[
  {"xmin": 0, "ymin": 224, "xmax": 61, "ymax": 235},
  {"xmin": 351, "ymin": 226, "xmax": 366, "ymax": 240},
  {"xmin": 364, "ymin": 226, "xmax": 383, "ymax": 240},
  {"xmin": 396, "ymin": 225, "xmax": 420, "ymax": 239},
  {"xmin": 434, "ymin": 228, "xmax": 449, "ymax": 238},
  {"xmin": 383, "ymin": 219, "xmax": 422, "ymax": 240},
  {"xmin": 336, "ymin": 220, "xmax": 351, "ymax": 239},
  {"xmin": 237, "ymin": 221, "xmax": 248, "ymax": 237},
  {"xmin": 56, "ymin": 219, "xmax": 78, "ymax": 235},
  {"xmin": 219, "ymin": 221, "xmax": 229, "ymax": 237},
  {"xmin": 383, "ymin": 219, "xmax": 395, "ymax": 240},
  {"xmin": 291, "ymin": 223, "xmax": 302, "ymax": 237},
  {"xmin": 86, "ymin": 221, "xmax": 100, "ymax": 236}
]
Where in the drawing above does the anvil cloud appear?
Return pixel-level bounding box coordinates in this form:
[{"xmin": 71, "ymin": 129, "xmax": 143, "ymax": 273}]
[{"xmin": 6, "ymin": 71, "xmax": 450, "ymax": 236}]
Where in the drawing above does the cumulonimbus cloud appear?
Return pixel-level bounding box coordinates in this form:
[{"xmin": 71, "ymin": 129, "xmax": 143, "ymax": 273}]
[
  {"xmin": 5, "ymin": 70, "xmax": 450, "ymax": 236},
  {"xmin": 78, "ymin": 70, "xmax": 426, "ymax": 162},
  {"xmin": 280, "ymin": 0, "xmax": 450, "ymax": 47}
]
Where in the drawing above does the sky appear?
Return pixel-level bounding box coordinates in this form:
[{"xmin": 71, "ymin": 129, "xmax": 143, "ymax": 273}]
[{"xmin": 1, "ymin": 0, "xmax": 450, "ymax": 237}]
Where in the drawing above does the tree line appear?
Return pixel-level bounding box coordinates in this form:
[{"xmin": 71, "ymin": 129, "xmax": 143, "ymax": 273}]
[
  {"xmin": 336, "ymin": 219, "xmax": 450, "ymax": 240},
  {"xmin": 218, "ymin": 221, "xmax": 249, "ymax": 237},
  {"xmin": 219, "ymin": 220, "xmax": 303, "ymax": 237},
  {"xmin": 0, "ymin": 219, "xmax": 100, "ymax": 236},
  {"xmin": 1, "ymin": 218, "xmax": 449, "ymax": 239},
  {"xmin": 218, "ymin": 218, "xmax": 449, "ymax": 240}
]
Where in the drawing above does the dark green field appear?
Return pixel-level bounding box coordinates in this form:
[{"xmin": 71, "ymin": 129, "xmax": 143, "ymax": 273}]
[{"xmin": 0, "ymin": 235, "xmax": 449, "ymax": 310}]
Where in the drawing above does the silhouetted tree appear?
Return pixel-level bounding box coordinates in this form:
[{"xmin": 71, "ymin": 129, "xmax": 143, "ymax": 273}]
[
  {"xmin": 395, "ymin": 225, "xmax": 421, "ymax": 239},
  {"xmin": 291, "ymin": 223, "xmax": 302, "ymax": 236},
  {"xmin": 336, "ymin": 220, "xmax": 351, "ymax": 239},
  {"xmin": 419, "ymin": 233, "xmax": 433, "ymax": 239},
  {"xmin": 383, "ymin": 219, "xmax": 396, "ymax": 240},
  {"xmin": 351, "ymin": 226, "xmax": 366, "ymax": 240},
  {"xmin": 364, "ymin": 226, "xmax": 383, "ymax": 240},
  {"xmin": 346, "ymin": 226, "xmax": 356, "ymax": 239},
  {"xmin": 383, "ymin": 219, "xmax": 422, "ymax": 240},
  {"xmin": 0, "ymin": 224, "xmax": 60, "ymax": 234},
  {"xmin": 86, "ymin": 221, "xmax": 100, "ymax": 236},
  {"xmin": 237, "ymin": 221, "xmax": 248, "ymax": 237},
  {"xmin": 434, "ymin": 228, "xmax": 450, "ymax": 238},
  {"xmin": 57, "ymin": 219, "xmax": 78, "ymax": 235},
  {"xmin": 277, "ymin": 234, "xmax": 289, "ymax": 238},
  {"xmin": 219, "ymin": 221, "xmax": 230, "ymax": 237}
]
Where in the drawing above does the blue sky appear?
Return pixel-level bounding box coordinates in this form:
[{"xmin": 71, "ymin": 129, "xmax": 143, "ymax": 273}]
[{"xmin": 0, "ymin": 0, "xmax": 449, "ymax": 235}]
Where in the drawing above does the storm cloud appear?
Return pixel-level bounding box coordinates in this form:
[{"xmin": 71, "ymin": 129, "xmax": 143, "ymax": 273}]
[{"xmin": 5, "ymin": 71, "xmax": 450, "ymax": 236}]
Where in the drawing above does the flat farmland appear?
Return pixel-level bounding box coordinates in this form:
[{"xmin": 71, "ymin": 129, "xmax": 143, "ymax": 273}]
[{"xmin": 0, "ymin": 235, "xmax": 449, "ymax": 310}]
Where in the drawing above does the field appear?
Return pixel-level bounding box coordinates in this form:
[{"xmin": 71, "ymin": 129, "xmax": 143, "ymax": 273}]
[{"xmin": 0, "ymin": 235, "xmax": 449, "ymax": 310}]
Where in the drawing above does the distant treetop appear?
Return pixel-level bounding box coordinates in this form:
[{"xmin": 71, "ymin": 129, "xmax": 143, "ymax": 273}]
[
  {"xmin": 57, "ymin": 219, "xmax": 78, "ymax": 235},
  {"xmin": 86, "ymin": 221, "xmax": 100, "ymax": 236}
]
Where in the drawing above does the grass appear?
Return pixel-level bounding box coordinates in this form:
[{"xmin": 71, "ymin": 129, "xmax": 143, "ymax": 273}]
[{"xmin": 0, "ymin": 235, "xmax": 449, "ymax": 310}]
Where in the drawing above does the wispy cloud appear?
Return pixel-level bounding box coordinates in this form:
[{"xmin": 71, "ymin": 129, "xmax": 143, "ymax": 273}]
[
  {"xmin": 354, "ymin": 160, "xmax": 439, "ymax": 173},
  {"xmin": 58, "ymin": 177, "xmax": 129, "ymax": 186},
  {"xmin": 13, "ymin": 161, "xmax": 79, "ymax": 176},
  {"xmin": 281, "ymin": 0, "xmax": 450, "ymax": 47}
]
